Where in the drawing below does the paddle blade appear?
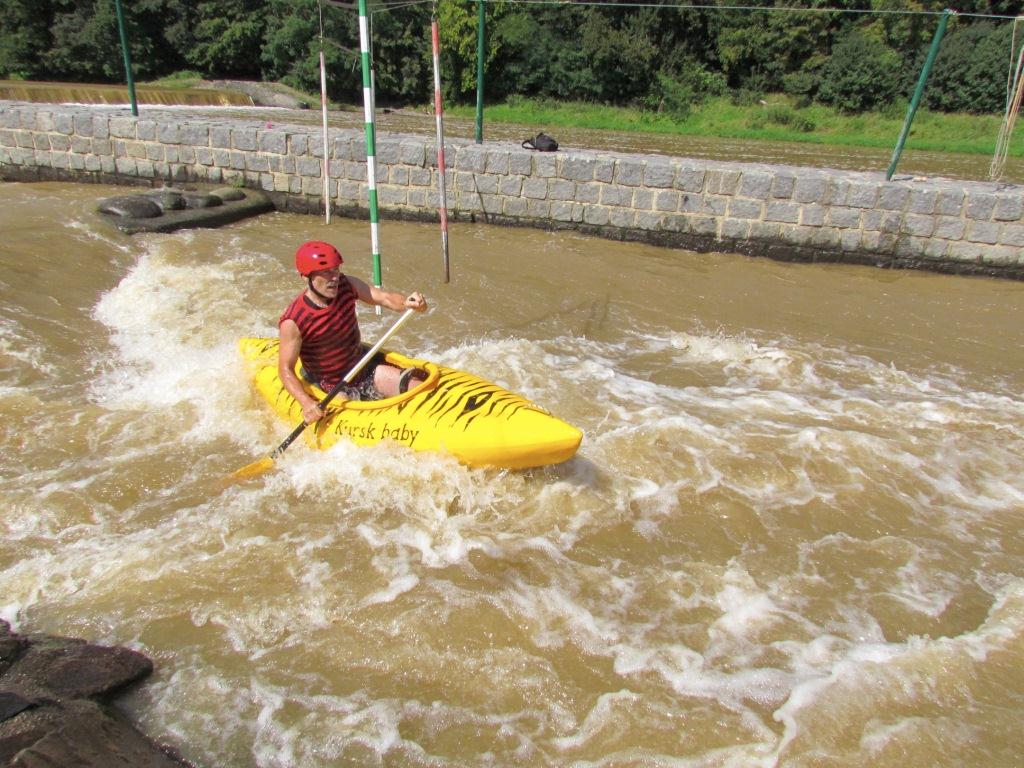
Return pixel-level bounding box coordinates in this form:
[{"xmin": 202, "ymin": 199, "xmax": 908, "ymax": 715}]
[{"xmin": 230, "ymin": 456, "xmax": 276, "ymax": 481}]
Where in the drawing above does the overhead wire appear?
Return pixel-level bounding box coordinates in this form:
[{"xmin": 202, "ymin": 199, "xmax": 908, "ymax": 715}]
[
  {"xmin": 326, "ymin": 0, "xmax": 1019, "ymax": 21},
  {"xmin": 470, "ymin": 0, "xmax": 1019, "ymax": 21},
  {"xmin": 324, "ymin": 0, "xmax": 1019, "ymax": 20},
  {"xmin": 323, "ymin": 0, "xmax": 435, "ymax": 10}
]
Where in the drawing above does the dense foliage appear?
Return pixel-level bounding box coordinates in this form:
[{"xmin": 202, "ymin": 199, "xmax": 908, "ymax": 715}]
[{"xmin": 1, "ymin": 0, "xmax": 1022, "ymax": 114}]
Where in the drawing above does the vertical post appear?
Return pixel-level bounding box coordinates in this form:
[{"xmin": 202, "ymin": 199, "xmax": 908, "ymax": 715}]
[
  {"xmin": 431, "ymin": 13, "xmax": 451, "ymax": 283},
  {"xmin": 113, "ymin": 0, "xmax": 138, "ymax": 117},
  {"xmin": 887, "ymin": 9, "xmax": 953, "ymax": 180},
  {"xmin": 358, "ymin": 0, "xmax": 384, "ymax": 305},
  {"xmin": 474, "ymin": 0, "xmax": 485, "ymax": 143},
  {"xmin": 319, "ymin": 48, "xmax": 331, "ymax": 225}
]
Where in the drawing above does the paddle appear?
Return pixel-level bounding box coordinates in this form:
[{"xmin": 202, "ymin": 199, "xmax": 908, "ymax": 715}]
[{"xmin": 229, "ymin": 307, "xmax": 417, "ymax": 481}]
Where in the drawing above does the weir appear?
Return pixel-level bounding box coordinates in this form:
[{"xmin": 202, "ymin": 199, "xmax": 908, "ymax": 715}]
[
  {"xmin": 0, "ymin": 82, "xmax": 253, "ymax": 107},
  {"xmin": 1, "ymin": 101, "xmax": 1021, "ymax": 279}
]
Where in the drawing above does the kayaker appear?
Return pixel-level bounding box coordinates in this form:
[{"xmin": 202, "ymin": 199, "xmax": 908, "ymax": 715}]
[{"xmin": 279, "ymin": 240, "xmax": 428, "ymax": 423}]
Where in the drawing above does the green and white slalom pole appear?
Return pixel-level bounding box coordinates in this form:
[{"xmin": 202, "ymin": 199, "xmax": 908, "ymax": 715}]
[
  {"xmin": 319, "ymin": 47, "xmax": 331, "ymax": 224},
  {"xmin": 358, "ymin": 0, "xmax": 383, "ymax": 313}
]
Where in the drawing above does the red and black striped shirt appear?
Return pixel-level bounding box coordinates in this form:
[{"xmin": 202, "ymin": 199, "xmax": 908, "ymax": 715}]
[{"xmin": 279, "ymin": 278, "xmax": 361, "ymax": 390}]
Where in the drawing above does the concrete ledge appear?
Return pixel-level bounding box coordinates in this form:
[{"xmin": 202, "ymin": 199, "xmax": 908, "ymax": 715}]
[{"xmin": 3, "ymin": 101, "xmax": 1022, "ymax": 279}]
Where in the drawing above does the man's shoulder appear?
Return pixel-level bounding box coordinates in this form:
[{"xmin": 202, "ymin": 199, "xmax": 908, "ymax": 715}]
[
  {"xmin": 344, "ymin": 274, "xmax": 370, "ymax": 297},
  {"xmin": 280, "ymin": 291, "xmax": 309, "ymax": 320}
]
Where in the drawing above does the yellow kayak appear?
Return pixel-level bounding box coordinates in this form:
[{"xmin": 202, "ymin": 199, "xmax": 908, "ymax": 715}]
[{"xmin": 238, "ymin": 338, "xmax": 583, "ymax": 469}]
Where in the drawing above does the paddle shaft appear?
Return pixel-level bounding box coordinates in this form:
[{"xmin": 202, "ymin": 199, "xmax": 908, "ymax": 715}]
[{"xmin": 268, "ymin": 307, "xmax": 416, "ymax": 460}]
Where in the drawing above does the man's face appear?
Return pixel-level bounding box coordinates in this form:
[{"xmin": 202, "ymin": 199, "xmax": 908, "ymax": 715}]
[{"xmin": 309, "ymin": 266, "xmax": 341, "ymax": 299}]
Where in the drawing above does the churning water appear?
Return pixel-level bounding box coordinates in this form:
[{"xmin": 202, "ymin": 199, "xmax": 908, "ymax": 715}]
[{"xmin": 1, "ymin": 181, "xmax": 1022, "ymax": 766}]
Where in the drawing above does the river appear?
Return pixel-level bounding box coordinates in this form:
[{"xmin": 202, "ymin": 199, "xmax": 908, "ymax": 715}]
[{"xmin": 1, "ymin": 180, "xmax": 1022, "ymax": 767}]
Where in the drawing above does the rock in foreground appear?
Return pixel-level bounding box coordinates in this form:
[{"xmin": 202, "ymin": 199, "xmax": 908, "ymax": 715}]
[{"xmin": 0, "ymin": 620, "xmax": 193, "ymax": 767}]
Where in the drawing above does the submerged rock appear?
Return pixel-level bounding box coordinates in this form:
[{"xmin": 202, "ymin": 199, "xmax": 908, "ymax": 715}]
[
  {"xmin": 153, "ymin": 190, "xmax": 187, "ymax": 212},
  {"xmin": 183, "ymin": 193, "xmax": 222, "ymax": 209},
  {"xmin": 0, "ymin": 621, "xmax": 193, "ymax": 768},
  {"xmin": 97, "ymin": 184, "xmax": 273, "ymax": 234},
  {"xmin": 97, "ymin": 195, "xmax": 163, "ymax": 219}
]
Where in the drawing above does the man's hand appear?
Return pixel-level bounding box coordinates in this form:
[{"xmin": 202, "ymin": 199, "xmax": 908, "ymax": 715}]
[
  {"xmin": 404, "ymin": 292, "xmax": 428, "ymax": 312},
  {"xmin": 301, "ymin": 400, "xmax": 326, "ymax": 424}
]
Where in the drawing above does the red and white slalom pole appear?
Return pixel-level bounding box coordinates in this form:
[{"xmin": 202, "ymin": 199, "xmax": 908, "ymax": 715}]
[
  {"xmin": 319, "ymin": 47, "xmax": 331, "ymax": 225},
  {"xmin": 431, "ymin": 13, "xmax": 451, "ymax": 283}
]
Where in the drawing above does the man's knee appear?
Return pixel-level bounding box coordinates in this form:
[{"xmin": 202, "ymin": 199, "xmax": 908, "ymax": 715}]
[{"xmin": 398, "ymin": 367, "xmax": 425, "ymax": 393}]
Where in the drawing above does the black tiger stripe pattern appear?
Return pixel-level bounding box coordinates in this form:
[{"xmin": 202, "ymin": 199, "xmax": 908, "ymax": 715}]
[{"xmin": 404, "ymin": 370, "xmax": 544, "ymax": 432}]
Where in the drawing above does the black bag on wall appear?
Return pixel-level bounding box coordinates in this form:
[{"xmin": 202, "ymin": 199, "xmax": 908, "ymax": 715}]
[{"xmin": 522, "ymin": 132, "xmax": 559, "ymax": 151}]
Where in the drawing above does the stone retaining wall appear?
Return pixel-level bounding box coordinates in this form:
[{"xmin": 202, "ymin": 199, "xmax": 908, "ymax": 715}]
[{"xmin": 2, "ymin": 102, "xmax": 1022, "ymax": 278}]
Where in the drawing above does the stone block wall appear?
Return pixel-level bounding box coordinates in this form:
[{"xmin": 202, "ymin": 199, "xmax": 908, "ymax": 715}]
[{"xmin": 2, "ymin": 102, "xmax": 1022, "ymax": 278}]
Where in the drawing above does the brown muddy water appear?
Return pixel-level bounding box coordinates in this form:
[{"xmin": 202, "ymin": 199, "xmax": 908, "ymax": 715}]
[{"xmin": 1, "ymin": 180, "xmax": 1023, "ymax": 767}]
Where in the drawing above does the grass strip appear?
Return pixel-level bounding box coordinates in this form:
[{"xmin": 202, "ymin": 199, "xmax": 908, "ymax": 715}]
[{"xmin": 447, "ymin": 95, "xmax": 1024, "ymax": 157}]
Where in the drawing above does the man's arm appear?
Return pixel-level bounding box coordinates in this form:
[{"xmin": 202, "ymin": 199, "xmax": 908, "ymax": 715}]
[
  {"xmin": 347, "ymin": 275, "xmax": 428, "ymax": 313},
  {"xmin": 278, "ymin": 319, "xmax": 341, "ymax": 424}
]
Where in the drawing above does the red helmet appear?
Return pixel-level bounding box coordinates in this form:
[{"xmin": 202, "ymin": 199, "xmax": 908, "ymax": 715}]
[{"xmin": 295, "ymin": 240, "xmax": 342, "ymax": 276}]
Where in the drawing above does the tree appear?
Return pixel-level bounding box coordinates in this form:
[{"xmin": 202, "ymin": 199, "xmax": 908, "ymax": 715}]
[
  {"xmin": 487, "ymin": 4, "xmax": 655, "ymax": 104},
  {"xmin": 577, "ymin": 6, "xmax": 658, "ymax": 103},
  {"xmin": 262, "ymin": 0, "xmax": 359, "ymax": 100},
  {"xmin": 144, "ymin": 0, "xmax": 197, "ymax": 74},
  {"xmin": 439, "ymin": 0, "xmax": 513, "ymax": 103},
  {"xmin": 187, "ymin": 0, "xmax": 267, "ymax": 78},
  {"xmin": 363, "ymin": 5, "xmax": 432, "ymax": 105},
  {"xmin": 38, "ymin": 0, "xmax": 192, "ymax": 82},
  {"xmin": 817, "ymin": 27, "xmax": 902, "ymax": 111},
  {"xmin": 713, "ymin": 0, "xmax": 866, "ymax": 94},
  {"xmin": 0, "ymin": 0, "xmax": 53, "ymax": 79},
  {"xmin": 925, "ymin": 20, "xmax": 1017, "ymax": 113}
]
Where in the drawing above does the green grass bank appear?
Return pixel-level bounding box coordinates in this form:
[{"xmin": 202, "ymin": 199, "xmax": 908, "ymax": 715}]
[
  {"xmin": 7, "ymin": 73, "xmax": 1020, "ymax": 159},
  {"xmin": 447, "ymin": 95, "xmax": 1024, "ymax": 158}
]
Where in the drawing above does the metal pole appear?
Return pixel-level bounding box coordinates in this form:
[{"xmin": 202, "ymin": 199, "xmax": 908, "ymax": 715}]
[
  {"xmin": 474, "ymin": 0, "xmax": 485, "ymax": 143},
  {"xmin": 113, "ymin": 0, "xmax": 138, "ymax": 116},
  {"xmin": 358, "ymin": 0, "xmax": 384, "ymax": 307},
  {"xmin": 886, "ymin": 9, "xmax": 953, "ymax": 180},
  {"xmin": 431, "ymin": 12, "xmax": 451, "ymax": 282}
]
